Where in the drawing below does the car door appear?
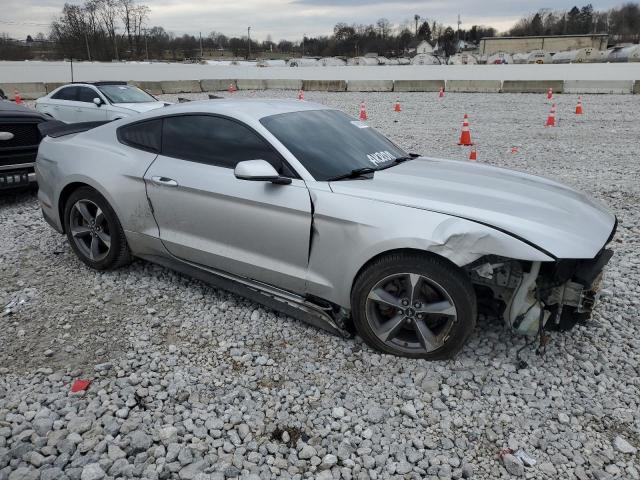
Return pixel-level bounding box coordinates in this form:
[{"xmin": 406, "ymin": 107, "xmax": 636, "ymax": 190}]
[
  {"xmin": 46, "ymin": 86, "xmax": 80, "ymax": 122},
  {"xmin": 144, "ymin": 114, "xmax": 312, "ymax": 294},
  {"xmin": 75, "ymin": 87, "xmax": 108, "ymax": 122}
]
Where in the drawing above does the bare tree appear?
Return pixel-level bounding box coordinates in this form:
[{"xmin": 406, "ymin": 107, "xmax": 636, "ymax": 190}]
[
  {"xmin": 119, "ymin": 0, "xmax": 134, "ymax": 54},
  {"xmin": 376, "ymin": 18, "xmax": 391, "ymax": 38},
  {"xmin": 96, "ymin": 0, "xmax": 121, "ymax": 60}
]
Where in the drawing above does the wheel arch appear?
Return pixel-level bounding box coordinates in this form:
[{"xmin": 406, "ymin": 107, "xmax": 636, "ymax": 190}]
[
  {"xmin": 57, "ymin": 179, "xmax": 118, "ymax": 234},
  {"xmin": 350, "ymin": 248, "xmax": 463, "ymax": 297}
]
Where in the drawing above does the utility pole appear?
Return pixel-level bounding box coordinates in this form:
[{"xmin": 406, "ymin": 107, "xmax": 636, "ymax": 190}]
[
  {"xmin": 199, "ymin": 32, "xmax": 203, "ymax": 58},
  {"xmin": 247, "ymin": 26, "xmax": 251, "ymax": 59},
  {"xmin": 302, "ymin": 33, "xmax": 305, "ymax": 57},
  {"xmin": 414, "ymin": 14, "xmax": 420, "ymax": 36},
  {"xmin": 84, "ymin": 31, "xmax": 91, "ymax": 61},
  {"xmin": 457, "ymin": 14, "xmax": 461, "ymax": 43},
  {"xmin": 143, "ymin": 29, "xmax": 149, "ymax": 61}
]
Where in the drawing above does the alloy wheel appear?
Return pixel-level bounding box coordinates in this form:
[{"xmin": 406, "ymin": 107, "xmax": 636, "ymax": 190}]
[
  {"xmin": 69, "ymin": 199, "xmax": 111, "ymax": 262},
  {"xmin": 365, "ymin": 273, "xmax": 458, "ymax": 354}
]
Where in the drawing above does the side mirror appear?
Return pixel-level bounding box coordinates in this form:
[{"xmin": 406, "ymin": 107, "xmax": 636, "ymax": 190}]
[
  {"xmin": 234, "ymin": 160, "xmax": 292, "ymax": 185},
  {"xmin": 93, "ymin": 97, "xmax": 102, "ymax": 106}
]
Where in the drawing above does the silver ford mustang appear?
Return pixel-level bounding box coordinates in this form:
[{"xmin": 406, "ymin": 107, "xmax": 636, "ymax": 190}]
[{"xmin": 35, "ymin": 99, "xmax": 616, "ymax": 359}]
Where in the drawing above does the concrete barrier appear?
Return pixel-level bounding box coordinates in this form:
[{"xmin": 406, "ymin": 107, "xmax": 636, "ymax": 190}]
[
  {"xmin": 347, "ymin": 80, "xmax": 394, "ymax": 92},
  {"xmin": 237, "ymin": 79, "xmax": 267, "ymax": 90},
  {"xmin": 160, "ymin": 80, "xmax": 202, "ymax": 94},
  {"xmin": 0, "ymin": 82, "xmax": 46, "ymax": 100},
  {"xmin": 302, "ymin": 80, "xmax": 347, "ymax": 91},
  {"xmin": 446, "ymin": 80, "xmax": 502, "ymax": 93},
  {"xmin": 634, "ymin": 81, "xmax": 640, "ymax": 95},
  {"xmin": 45, "ymin": 82, "xmax": 65, "ymax": 93},
  {"xmin": 393, "ymin": 80, "xmax": 444, "ymax": 92},
  {"xmin": 564, "ymin": 80, "xmax": 634, "ymax": 94},
  {"xmin": 132, "ymin": 81, "xmax": 163, "ymax": 95},
  {"xmin": 502, "ymin": 80, "xmax": 563, "ymax": 94},
  {"xmin": 201, "ymin": 79, "xmax": 236, "ymax": 92},
  {"xmin": 264, "ymin": 79, "xmax": 303, "ymax": 90}
]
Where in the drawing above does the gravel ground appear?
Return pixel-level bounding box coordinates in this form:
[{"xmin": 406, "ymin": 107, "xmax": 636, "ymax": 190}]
[{"xmin": 1, "ymin": 91, "xmax": 639, "ymax": 480}]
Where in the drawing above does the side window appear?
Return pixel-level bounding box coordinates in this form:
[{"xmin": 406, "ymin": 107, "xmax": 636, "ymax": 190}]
[
  {"xmin": 77, "ymin": 87, "xmax": 99, "ymax": 103},
  {"xmin": 52, "ymin": 87, "xmax": 78, "ymax": 101},
  {"xmin": 161, "ymin": 115, "xmax": 286, "ymax": 173},
  {"xmin": 117, "ymin": 119, "xmax": 162, "ymax": 153}
]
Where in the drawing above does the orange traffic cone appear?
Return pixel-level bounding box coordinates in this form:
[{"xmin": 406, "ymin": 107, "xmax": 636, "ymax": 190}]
[
  {"xmin": 438, "ymin": 86, "xmax": 445, "ymax": 98},
  {"xmin": 547, "ymin": 87, "xmax": 553, "ymax": 100},
  {"xmin": 297, "ymin": 89, "xmax": 304, "ymax": 100},
  {"xmin": 228, "ymin": 83, "xmax": 236, "ymax": 93},
  {"xmin": 14, "ymin": 90, "xmax": 22, "ymax": 105},
  {"xmin": 575, "ymin": 96, "xmax": 583, "ymax": 115},
  {"xmin": 359, "ymin": 102, "xmax": 368, "ymax": 121},
  {"xmin": 469, "ymin": 147, "xmax": 477, "ymax": 161},
  {"xmin": 545, "ymin": 103, "xmax": 556, "ymax": 127},
  {"xmin": 458, "ymin": 113, "xmax": 473, "ymax": 146},
  {"xmin": 394, "ymin": 98, "xmax": 401, "ymax": 112},
  {"xmin": 511, "ymin": 146, "xmax": 519, "ymax": 154}
]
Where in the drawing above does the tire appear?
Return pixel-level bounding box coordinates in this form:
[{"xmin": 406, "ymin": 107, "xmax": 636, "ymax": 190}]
[
  {"xmin": 63, "ymin": 186, "xmax": 131, "ymax": 271},
  {"xmin": 351, "ymin": 252, "xmax": 476, "ymax": 360}
]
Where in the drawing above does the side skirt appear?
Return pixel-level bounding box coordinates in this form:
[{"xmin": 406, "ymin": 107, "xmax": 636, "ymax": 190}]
[{"xmin": 137, "ymin": 253, "xmax": 352, "ymax": 338}]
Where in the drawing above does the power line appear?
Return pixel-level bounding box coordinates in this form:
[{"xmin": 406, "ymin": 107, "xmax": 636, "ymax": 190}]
[{"xmin": 0, "ymin": 20, "xmax": 50, "ymax": 27}]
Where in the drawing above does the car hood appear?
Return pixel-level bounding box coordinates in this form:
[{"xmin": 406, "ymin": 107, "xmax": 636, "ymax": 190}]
[
  {"xmin": 329, "ymin": 157, "xmax": 615, "ymax": 259},
  {"xmin": 113, "ymin": 102, "xmax": 165, "ymax": 113}
]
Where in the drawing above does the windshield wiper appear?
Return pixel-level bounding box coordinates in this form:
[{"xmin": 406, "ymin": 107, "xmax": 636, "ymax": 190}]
[
  {"xmin": 376, "ymin": 154, "xmax": 420, "ymax": 171},
  {"xmin": 327, "ymin": 167, "xmax": 378, "ymax": 182}
]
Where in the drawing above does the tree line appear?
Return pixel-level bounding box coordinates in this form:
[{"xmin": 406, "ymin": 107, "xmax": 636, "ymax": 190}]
[
  {"xmin": 509, "ymin": 3, "xmax": 640, "ymax": 42},
  {"xmin": 1, "ymin": 1, "xmax": 639, "ymax": 61}
]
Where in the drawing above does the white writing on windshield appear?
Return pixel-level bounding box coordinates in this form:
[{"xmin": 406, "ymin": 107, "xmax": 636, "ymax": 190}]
[{"xmin": 367, "ymin": 151, "xmax": 395, "ymax": 166}]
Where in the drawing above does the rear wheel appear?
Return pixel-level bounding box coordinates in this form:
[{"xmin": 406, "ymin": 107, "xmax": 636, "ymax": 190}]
[
  {"xmin": 63, "ymin": 187, "xmax": 131, "ymax": 270},
  {"xmin": 351, "ymin": 252, "xmax": 476, "ymax": 360}
]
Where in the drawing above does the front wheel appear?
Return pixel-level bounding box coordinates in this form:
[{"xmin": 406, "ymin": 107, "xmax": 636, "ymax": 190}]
[
  {"xmin": 63, "ymin": 187, "xmax": 131, "ymax": 271},
  {"xmin": 351, "ymin": 252, "xmax": 476, "ymax": 360}
]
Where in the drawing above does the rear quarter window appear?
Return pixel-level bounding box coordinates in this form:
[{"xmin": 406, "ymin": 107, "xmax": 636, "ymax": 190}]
[
  {"xmin": 117, "ymin": 119, "xmax": 162, "ymax": 153},
  {"xmin": 52, "ymin": 87, "xmax": 79, "ymax": 101}
]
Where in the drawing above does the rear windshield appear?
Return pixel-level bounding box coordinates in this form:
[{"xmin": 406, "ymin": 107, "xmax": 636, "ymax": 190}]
[
  {"xmin": 260, "ymin": 109, "xmax": 406, "ymax": 181},
  {"xmin": 98, "ymin": 85, "xmax": 156, "ymax": 104}
]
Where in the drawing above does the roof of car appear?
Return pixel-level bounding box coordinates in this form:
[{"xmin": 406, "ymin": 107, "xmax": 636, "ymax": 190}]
[
  {"xmin": 0, "ymin": 100, "xmax": 47, "ymax": 119},
  {"xmin": 145, "ymin": 98, "xmax": 335, "ymax": 121},
  {"xmin": 70, "ymin": 81, "xmax": 128, "ymax": 86},
  {"xmin": 0, "ymin": 100, "xmax": 34, "ymax": 112}
]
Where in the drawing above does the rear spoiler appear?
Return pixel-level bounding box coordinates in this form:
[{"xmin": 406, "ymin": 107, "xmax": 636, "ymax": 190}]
[{"xmin": 38, "ymin": 120, "xmax": 112, "ymax": 138}]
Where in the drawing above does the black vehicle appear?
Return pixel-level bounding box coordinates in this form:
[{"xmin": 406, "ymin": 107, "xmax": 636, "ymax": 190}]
[{"xmin": 0, "ymin": 100, "xmax": 48, "ymax": 191}]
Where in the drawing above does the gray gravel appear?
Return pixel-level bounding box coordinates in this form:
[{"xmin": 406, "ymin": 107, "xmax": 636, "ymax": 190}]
[{"xmin": 1, "ymin": 91, "xmax": 640, "ymax": 480}]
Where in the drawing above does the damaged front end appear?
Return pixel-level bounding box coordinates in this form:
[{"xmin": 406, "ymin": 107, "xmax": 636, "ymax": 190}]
[{"xmin": 465, "ymin": 244, "xmax": 614, "ymax": 337}]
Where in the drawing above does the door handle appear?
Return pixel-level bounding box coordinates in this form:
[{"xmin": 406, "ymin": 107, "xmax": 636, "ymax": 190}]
[{"xmin": 151, "ymin": 176, "xmax": 178, "ymax": 187}]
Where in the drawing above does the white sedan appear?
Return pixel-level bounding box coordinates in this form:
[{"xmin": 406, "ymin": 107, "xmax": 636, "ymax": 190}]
[{"xmin": 35, "ymin": 82, "xmax": 168, "ymax": 123}]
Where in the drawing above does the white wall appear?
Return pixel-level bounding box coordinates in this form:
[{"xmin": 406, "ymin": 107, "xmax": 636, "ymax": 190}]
[{"xmin": 1, "ymin": 61, "xmax": 640, "ymax": 83}]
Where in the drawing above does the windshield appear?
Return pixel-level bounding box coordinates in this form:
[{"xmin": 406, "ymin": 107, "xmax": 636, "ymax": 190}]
[
  {"xmin": 98, "ymin": 85, "xmax": 157, "ymax": 104},
  {"xmin": 260, "ymin": 109, "xmax": 407, "ymax": 181}
]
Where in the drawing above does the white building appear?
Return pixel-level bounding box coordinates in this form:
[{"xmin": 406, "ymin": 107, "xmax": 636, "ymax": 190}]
[
  {"xmin": 416, "ymin": 40, "xmax": 434, "ymax": 55},
  {"xmin": 407, "ymin": 40, "xmax": 435, "ymax": 56}
]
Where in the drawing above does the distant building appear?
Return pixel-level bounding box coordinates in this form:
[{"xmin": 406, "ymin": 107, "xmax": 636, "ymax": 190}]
[
  {"xmin": 479, "ymin": 34, "xmax": 608, "ymax": 55},
  {"xmin": 407, "ymin": 40, "xmax": 434, "ymax": 56}
]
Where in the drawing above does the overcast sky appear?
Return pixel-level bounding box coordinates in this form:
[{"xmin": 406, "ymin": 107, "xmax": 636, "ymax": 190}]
[{"xmin": 0, "ymin": 0, "xmax": 624, "ymax": 41}]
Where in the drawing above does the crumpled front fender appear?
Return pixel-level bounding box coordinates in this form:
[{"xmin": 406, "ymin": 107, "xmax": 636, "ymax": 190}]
[{"xmin": 306, "ymin": 188, "xmax": 554, "ymax": 309}]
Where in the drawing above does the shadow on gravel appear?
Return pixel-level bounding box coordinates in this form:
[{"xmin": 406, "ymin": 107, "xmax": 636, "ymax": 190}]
[{"xmin": 0, "ymin": 187, "xmax": 37, "ymax": 207}]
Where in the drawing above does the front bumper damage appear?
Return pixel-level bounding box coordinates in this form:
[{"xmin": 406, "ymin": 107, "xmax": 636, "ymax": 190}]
[{"xmin": 466, "ymin": 220, "xmax": 616, "ymax": 336}]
